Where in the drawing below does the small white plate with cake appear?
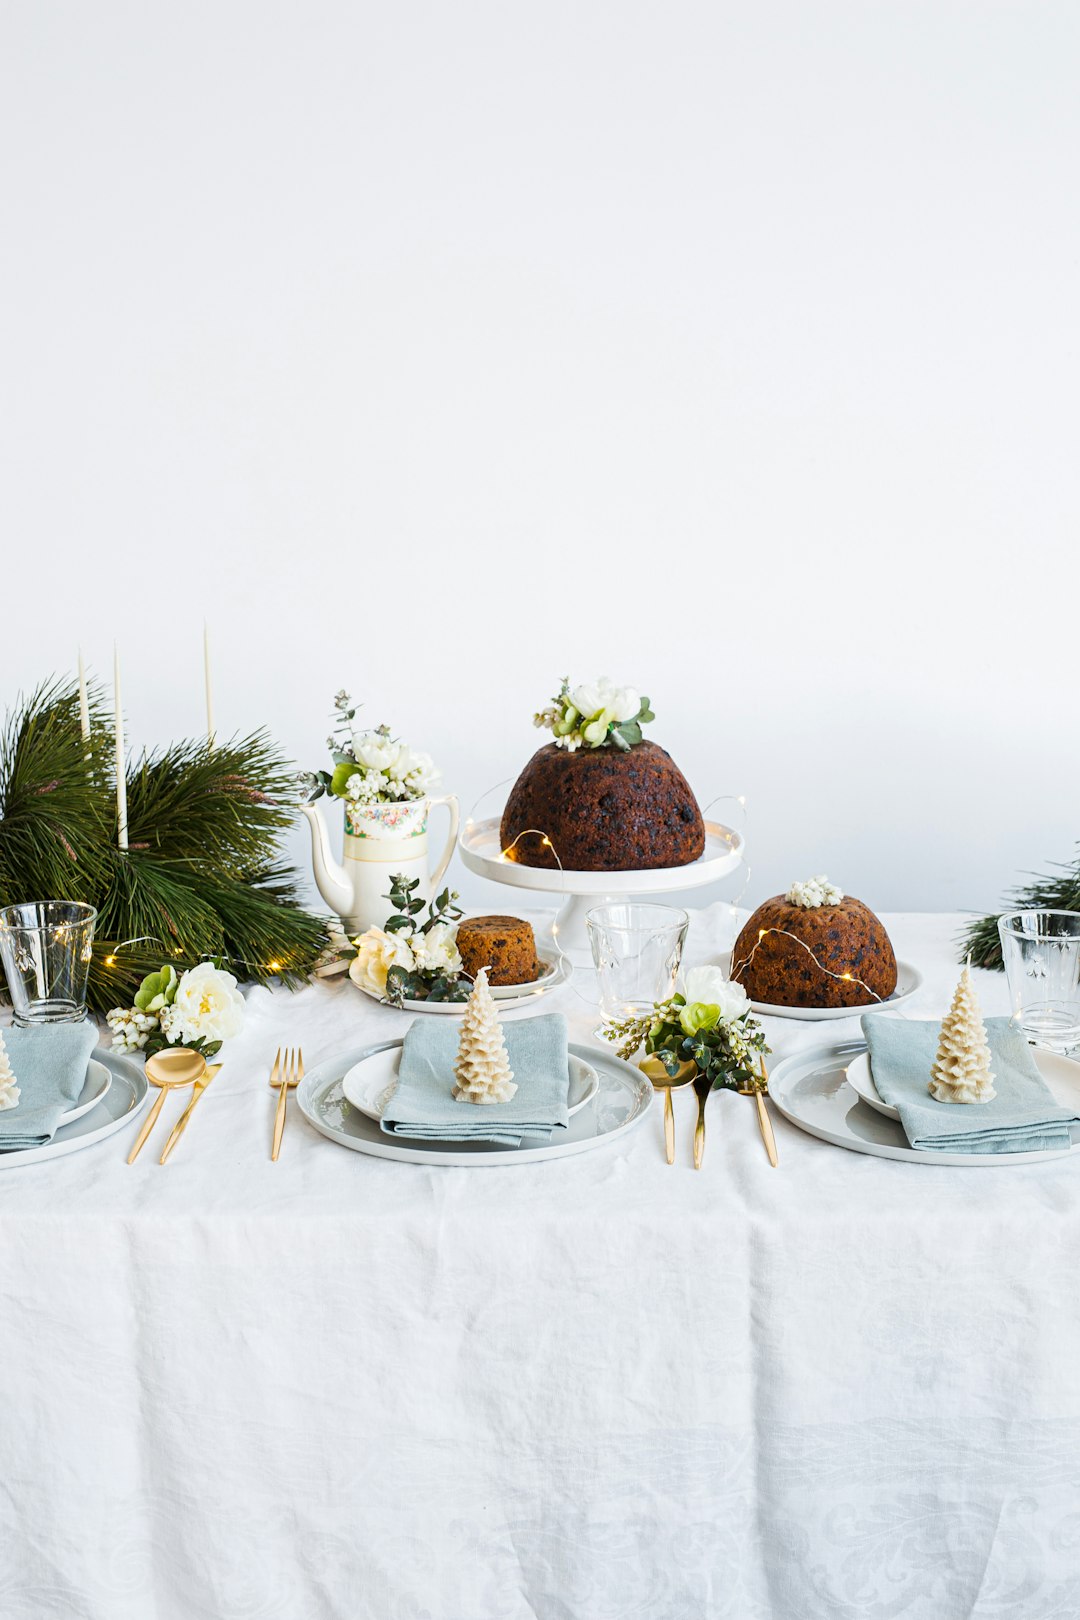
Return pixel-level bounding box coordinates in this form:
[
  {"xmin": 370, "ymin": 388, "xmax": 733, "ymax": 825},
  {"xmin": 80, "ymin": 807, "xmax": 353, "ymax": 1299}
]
[{"xmin": 359, "ymin": 913, "xmax": 571, "ymax": 1015}]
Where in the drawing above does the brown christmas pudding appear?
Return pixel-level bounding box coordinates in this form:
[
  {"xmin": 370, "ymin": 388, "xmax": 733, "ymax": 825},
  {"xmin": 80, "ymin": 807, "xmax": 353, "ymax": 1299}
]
[
  {"xmin": 730, "ymin": 877, "xmax": 898, "ymax": 1009},
  {"xmin": 500, "ymin": 741, "xmax": 705, "ymax": 872},
  {"xmin": 456, "ymin": 916, "xmax": 540, "ymax": 986}
]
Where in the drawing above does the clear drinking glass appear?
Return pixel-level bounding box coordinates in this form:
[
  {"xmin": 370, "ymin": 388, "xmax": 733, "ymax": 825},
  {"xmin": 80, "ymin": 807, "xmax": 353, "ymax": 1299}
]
[
  {"xmin": 0, "ymin": 901, "xmax": 97, "ymax": 1025},
  {"xmin": 998, "ymin": 910, "xmax": 1080, "ymax": 1054},
  {"xmin": 587, "ymin": 902, "xmax": 689, "ymax": 1027}
]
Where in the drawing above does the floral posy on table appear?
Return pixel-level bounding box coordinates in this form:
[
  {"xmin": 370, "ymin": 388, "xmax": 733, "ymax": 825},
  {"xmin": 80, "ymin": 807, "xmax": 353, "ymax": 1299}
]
[{"xmin": 108, "ymin": 961, "xmax": 246, "ymax": 1057}]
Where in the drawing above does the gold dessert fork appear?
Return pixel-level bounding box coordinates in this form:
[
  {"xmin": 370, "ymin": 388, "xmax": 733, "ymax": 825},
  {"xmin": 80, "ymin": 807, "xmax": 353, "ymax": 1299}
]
[{"xmin": 271, "ymin": 1046, "xmax": 304, "ymax": 1160}]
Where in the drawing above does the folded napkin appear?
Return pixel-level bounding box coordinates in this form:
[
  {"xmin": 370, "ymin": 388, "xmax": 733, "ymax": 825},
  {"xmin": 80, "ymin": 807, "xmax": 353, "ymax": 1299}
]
[
  {"xmin": 862, "ymin": 1014, "xmax": 1080, "ymax": 1154},
  {"xmin": 382, "ymin": 1013, "xmax": 571, "ymax": 1145},
  {"xmin": 0, "ymin": 1020, "xmax": 99, "ymax": 1151}
]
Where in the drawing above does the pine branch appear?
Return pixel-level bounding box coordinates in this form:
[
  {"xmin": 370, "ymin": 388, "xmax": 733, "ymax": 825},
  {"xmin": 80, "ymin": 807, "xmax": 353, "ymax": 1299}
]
[{"xmin": 961, "ymin": 846, "xmax": 1080, "ymax": 969}]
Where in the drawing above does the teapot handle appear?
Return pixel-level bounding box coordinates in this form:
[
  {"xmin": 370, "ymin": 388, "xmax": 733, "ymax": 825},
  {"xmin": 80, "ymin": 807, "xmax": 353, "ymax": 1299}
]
[{"xmin": 427, "ymin": 794, "xmax": 460, "ymax": 894}]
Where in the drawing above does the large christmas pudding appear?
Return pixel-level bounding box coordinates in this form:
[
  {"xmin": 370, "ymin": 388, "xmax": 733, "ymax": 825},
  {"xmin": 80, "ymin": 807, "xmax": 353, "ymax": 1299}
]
[
  {"xmin": 500, "ymin": 679, "xmax": 705, "ymax": 873},
  {"xmin": 730, "ymin": 877, "xmax": 897, "ymax": 1009}
]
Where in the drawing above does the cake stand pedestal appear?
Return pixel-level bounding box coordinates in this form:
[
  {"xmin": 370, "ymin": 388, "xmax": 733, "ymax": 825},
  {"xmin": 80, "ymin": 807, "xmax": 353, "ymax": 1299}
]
[{"xmin": 458, "ymin": 818, "xmax": 745, "ymax": 953}]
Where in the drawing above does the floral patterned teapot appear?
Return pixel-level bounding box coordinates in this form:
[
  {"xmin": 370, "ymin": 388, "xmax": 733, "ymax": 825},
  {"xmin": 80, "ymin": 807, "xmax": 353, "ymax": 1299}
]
[{"xmin": 299, "ymin": 695, "xmax": 459, "ymax": 936}]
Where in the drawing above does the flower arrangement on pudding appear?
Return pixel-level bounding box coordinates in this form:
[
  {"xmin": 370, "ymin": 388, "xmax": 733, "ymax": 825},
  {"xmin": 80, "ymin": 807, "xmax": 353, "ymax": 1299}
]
[
  {"xmin": 604, "ymin": 966, "xmax": 769, "ymax": 1091},
  {"xmin": 348, "ymin": 875, "xmax": 471, "ymax": 1005},
  {"xmin": 107, "ymin": 961, "xmax": 245, "ymax": 1058},
  {"xmin": 534, "ymin": 677, "xmax": 655, "ymax": 753},
  {"xmin": 501, "ymin": 677, "xmax": 705, "ymax": 872},
  {"xmin": 300, "ymin": 690, "xmax": 439, "ymax": 809}
]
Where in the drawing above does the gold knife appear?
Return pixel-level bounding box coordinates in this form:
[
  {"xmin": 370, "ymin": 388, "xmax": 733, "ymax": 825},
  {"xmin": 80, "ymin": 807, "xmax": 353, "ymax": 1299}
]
[
  {"xmin": 751, "ymin": 1059, "xmax": 779, "ymax": 1167},
  {"xmin": 692, "ymin": 1071, "xmax": 712, "ymax": 1170},
  {"xmin": 158, "ymin": 1064, "xmax": 223, "ymax": 1165}
]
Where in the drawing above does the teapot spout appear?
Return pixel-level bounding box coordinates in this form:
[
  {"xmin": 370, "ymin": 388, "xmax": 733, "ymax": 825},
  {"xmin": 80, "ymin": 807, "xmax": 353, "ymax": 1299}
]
[{"xmin": 300, "ymin": 802, "xmax": 355, "ymax": 924}]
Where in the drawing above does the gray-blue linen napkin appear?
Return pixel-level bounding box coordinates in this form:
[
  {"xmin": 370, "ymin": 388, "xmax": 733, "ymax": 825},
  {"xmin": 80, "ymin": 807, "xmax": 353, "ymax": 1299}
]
[
  {"xmin": 0, "ymin": 1020, "xmax": 99, "ymax": 1150},
  {"xmin": 381, "ymin": 1013, "xmax": 571, "ymax": 1145},
  {"xmin": 862, "ymin": 1014, "xmax": 1080, "ymax": 1154}
]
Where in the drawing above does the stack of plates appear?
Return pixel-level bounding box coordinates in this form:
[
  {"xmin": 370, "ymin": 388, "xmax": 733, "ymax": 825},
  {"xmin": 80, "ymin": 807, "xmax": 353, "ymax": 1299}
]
[
  {"xmin": 0, "ymin": 1050, "xmax": 148, "ymax": 1170},
  {"xmin": 297, "ymin": 1039, "xmax": 653, "ymax": 1166}
]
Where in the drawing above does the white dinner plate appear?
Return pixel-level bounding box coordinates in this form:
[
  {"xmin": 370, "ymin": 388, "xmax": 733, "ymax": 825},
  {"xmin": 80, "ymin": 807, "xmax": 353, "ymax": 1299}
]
[
  {"xmin": 769, "ymin": 1040, "xmax": 1080, "ymax": 1166},
  {"xmin": 357, "ymin": 955, "xmax": 570, "ymax": 1015},
  {"xmin": 342, "ymin": 1049, "xmax": 600, "ymax": 1123},
  {"xmin": 298, "ymin": 1040, "xmax": 652, "ymax": 1166},
  {"xmin": 60, "ymin": 1059, "xmax": 112, "ymax": 1126},
  {"xmin": 719, "ymin": 953, "xmax": 923, "ymax": 1021},
  {"xmin": 0, "ymin": 1050, "xmax": 147, "ymax": 1169},
  {"xmin": 845, "ymin": 1052, "xmax": 901, "ymax": 1120}
]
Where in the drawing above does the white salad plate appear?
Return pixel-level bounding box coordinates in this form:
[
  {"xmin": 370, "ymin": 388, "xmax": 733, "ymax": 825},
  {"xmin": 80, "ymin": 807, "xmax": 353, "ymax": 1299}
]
[
  {"xmin": 60, "ymin": 1059, "xmax": 112, "ymax": 1125},
  {"xmin": 298, "ymin": 1039, "xmax": 652, "ymax": 1166},
  {"xmin": 0, "ymin": 1050, "xmax": 148, "ymax": 1170},
  {"xmin": 357, "ymin": 955, "xmax": 570, "ymax": 1016},
  {"xmin": 343, "ymin": 1049, "xmax": 600, "ymax": 1123},
  {"xmin": 719, "ymin": 953, "xmax": 923, "ymax": 1021},
  {"xmin": 769, "ymin": 1040, "xmax": 1080, "ymax": 1167}
]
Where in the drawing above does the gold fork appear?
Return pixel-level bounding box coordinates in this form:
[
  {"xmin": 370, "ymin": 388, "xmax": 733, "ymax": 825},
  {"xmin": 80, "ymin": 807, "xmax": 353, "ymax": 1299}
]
[{"xmin": 270, "ymin": 1046, "xmax": 303, "ymax": 1161}]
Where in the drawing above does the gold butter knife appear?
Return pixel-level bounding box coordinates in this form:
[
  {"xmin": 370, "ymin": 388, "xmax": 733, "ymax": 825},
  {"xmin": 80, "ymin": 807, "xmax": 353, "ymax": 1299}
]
[
  {"xmin": 158, "ymin": 1064, "xmax": 223, "ymax": 1165},
  {"xmin": 739, "ymin": 1059, "xmax": 779, "ymax": 1167}
]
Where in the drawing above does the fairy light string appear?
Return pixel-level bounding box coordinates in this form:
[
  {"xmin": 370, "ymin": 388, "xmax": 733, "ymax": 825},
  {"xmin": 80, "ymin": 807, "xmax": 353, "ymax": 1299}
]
[{"xmin": 731, "ymin": 926, "xmax": 887, "ymax": 1005}]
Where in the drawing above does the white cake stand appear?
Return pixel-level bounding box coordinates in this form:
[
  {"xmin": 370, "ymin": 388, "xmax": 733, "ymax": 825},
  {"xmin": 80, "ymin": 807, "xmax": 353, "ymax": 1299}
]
[{"xmin": 458, "ymin": 817, "xmax": 744, "ymax": 952}]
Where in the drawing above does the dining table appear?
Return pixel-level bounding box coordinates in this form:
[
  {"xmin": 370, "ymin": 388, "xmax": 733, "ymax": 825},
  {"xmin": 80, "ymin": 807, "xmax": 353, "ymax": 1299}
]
[{"xmin": 3, "ymin": 906, "xmax": 1079, "ymax": 1620}]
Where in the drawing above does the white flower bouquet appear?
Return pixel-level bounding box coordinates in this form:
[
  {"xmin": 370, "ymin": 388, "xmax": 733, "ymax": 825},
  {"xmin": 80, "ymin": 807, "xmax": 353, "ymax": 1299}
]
[
  {"xmin": 107, "ymin": 960, "xmax": 245, "ymax": 1058},
  {"xmin": 603, "ymin": 964, "xmax": 769, "ymax": 1090},
  {"xmin": 301, "ymin": 691, "xmax": 439, "ymax": 806},
  {"xmin": 534, "ymin": 676, "xmax": 655, "ymax": 752},
  {"xmin": 347, "ymin": 875, "xmax": 471, "ymax": 1005}
]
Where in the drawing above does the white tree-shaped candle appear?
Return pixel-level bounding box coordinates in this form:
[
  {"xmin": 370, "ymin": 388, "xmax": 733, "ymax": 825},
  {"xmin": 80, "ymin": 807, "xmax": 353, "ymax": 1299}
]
[
  {"xmin": 0, "ymin": 1031, "xmax": 20, "ymax": 1111},
  {"xmin": 453, "ymin": 968, "xmax": 517, "ymax": 1105},
  {"xmin": 928, "ymin": 962, "xmax": 996, "ymax": 1104}
]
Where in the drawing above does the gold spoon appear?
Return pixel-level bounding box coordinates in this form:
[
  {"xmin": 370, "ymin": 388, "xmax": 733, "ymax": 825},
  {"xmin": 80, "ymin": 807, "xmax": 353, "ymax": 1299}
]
[
  {"xmin": 127, "ymin": 1048, "xmax": 206, "ymax": 1164},
  {"xmin": 640, "ymin": 1055, "xmax": 696, "ymax": 1165}
]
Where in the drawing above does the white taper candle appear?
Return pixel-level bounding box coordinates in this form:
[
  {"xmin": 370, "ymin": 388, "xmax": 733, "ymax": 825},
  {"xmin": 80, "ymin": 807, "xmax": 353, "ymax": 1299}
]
[
  {"xmin": 77, "ymin": 648, "xmax": 90, "ymax": 743},
  {"xmin": 113, "ymin": 643, "xmax": 128, "ymax": 851},
  {"xmin": 204, "ymin": 621, "xmax": 215, "ymax": 747}
]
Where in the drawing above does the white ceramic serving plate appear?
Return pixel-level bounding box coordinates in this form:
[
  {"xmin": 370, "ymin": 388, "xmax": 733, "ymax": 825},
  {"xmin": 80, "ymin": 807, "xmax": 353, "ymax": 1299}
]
[
  {"xmin": 718, "ymin": 953, "xmax": 923, "ymax": 1021},
  {"xmin": 459, "ymin": 816, "xmax": 744, "ymax": 897},
  {"xmin": 60, "ymin": 1059, "xmax": 112, "ymax": 1125},
  {"xmin": 357, "ymin": 955, "xmax": 570, "ymax": 1016},
  {"xmin": 769, "ymin": 1040, "xmax": 1080, "ymax": 1167},
  {"xmin": 298, "ymin": 1039, "xmax": 652, "ymax": 1166},
  {"xmin": 342, "ymin": 1049, "xmax": 600, "ymax": 1123},
  {"xmin": 0, "ymin": 1050, "xmax": 147, "ymax": 1170}
]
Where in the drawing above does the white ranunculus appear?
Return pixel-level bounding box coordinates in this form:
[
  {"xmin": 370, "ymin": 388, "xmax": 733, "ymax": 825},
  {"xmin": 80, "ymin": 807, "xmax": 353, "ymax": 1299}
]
[
  {"xmin": 349, "ymin": 927, "xmax": 416, "ymax": 996},
  {"xmin": 404, "ymin": 750, "xmax": 439, "ymax": 794},
  {"xmin": 571, "ymin": 677, "xmax": 640, "ymax": 724},
  {"xmin": 410, "ymin": 921, "xmax": 462, "ymax": 976},
  {"xmin": 354, "ymin": 736, "xmax": 398, "ymax": 773},
  {"xmin": 786, "ymin": 875, "xmax": 844, "ymax": 909},
  {"xmin": 163, "ymin": 962, "xmax": 246, "ymax": 1046},
  {"xmin": 682, "ymin": 965, "xmax": 750, "ymax": 1023}
]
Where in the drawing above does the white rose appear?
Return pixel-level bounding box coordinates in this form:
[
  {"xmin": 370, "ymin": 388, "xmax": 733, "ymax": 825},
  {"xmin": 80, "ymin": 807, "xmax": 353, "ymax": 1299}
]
[
  {"xmin": 570, "ymin": 677, "xmax": 640, "ymax": 724},
  {"xmin": 354, "ymin": 736, "xmax": 397, "ymax": 773},
  {"xmin": 682, "ymin": 965, "xmax": 750, "ymax": 1023},
  {"xmin": 348, "ymin": 927, "xmax": 416, "ymax": 996},
  {"xmin": 164, "ymin": 962, "xmax": 246, "ymax": 1046},
  {"xmin": 410, "ymin": 921, "xmax": 462, "ymax": 976},
  {"xmin": 403, "ymin": 750, "xmax": 439, "ymax": 795}
]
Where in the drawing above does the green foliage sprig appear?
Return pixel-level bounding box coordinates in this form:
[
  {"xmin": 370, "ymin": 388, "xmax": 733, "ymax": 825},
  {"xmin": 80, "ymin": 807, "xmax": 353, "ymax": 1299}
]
[
  {"xmin": 0, "ymin": 678, "xmax": 330, "ymax": 1013},
  {"xmin": 962, "ymin": 845, "xmax": 1080, "ymax": 969},
  {"xmin": 381, "ymin": 875, "xmax": 470, "ymax": 1005}
]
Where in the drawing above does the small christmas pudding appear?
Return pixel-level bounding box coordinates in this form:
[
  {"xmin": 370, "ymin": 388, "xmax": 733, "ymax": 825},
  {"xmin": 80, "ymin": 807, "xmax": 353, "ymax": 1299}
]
[
  {"xmin": 500, "ymin": 678, "xmax": 705, "ymax": 872},
  {"xmin": 731, "ymin": 877, "xmax": 898, "ymax": 1010},
  {"xmin": 456, "ymin": 916, "xmax": 540, "ymax": 986}
]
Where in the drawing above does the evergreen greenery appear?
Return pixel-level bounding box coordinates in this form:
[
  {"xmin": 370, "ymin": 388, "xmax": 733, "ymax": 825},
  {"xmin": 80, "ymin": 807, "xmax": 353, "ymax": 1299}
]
[
  {"xmin": 0, "ymin": 679, "xmax": 329, "ymax": 1013},
  {"xmin": 962, "ymin": 848, "xmax": 1080, "ymax": 970}
]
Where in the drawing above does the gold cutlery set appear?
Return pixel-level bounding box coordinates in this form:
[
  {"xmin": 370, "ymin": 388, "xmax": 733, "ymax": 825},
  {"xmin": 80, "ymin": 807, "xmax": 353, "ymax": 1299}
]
[
  {"xmin": 127, "ymin": 1048, "xmax": 222, "ymax": 1165},
  {"xmin": 126, "ymin": 1045, "xmax": 306, "ymax": 1163},
  {"xmin": 644, "ymin": 1056, "xmax": 778, "ymax": 1169}
]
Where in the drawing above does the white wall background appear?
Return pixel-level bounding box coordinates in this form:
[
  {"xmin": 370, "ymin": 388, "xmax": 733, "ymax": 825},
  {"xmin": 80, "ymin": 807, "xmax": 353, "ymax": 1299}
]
[{"xmin": 3, "ymin": 0, "xmax": 1078, "ymax": 916}]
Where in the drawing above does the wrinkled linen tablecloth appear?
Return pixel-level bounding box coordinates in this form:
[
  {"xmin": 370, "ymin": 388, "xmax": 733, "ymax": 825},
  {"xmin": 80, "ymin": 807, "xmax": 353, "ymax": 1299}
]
[{"xmin": 3, "ymin": 910, "xmax": 1080, "ymax": 1620}]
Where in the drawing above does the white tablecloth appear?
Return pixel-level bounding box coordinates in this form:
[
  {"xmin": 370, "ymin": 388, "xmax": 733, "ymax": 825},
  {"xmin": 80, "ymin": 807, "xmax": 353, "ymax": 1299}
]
[{"xmin": 4, "ymin": 911, "xmax": 1080, "ymax": 1620}]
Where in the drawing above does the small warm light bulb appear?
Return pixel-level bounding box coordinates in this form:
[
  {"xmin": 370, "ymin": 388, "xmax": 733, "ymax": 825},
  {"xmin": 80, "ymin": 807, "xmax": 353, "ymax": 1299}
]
[
  {"xmin": 841, "ymin": 972, "xmax": 852, "ymax": 981},
  {"xmin": 105, "ymin": 955, "xmax": 116, "ymax": 967},
  {"xmin": 542, "ymin": 836, "xmax": 552, "ymax": 848},
  {"xmin": 268, "ymin": 960, "xmax": 282, "ymax": 972},
  {"xmin": 758, "ymin": 929, "xmax": 767, "ymax": 940}
]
